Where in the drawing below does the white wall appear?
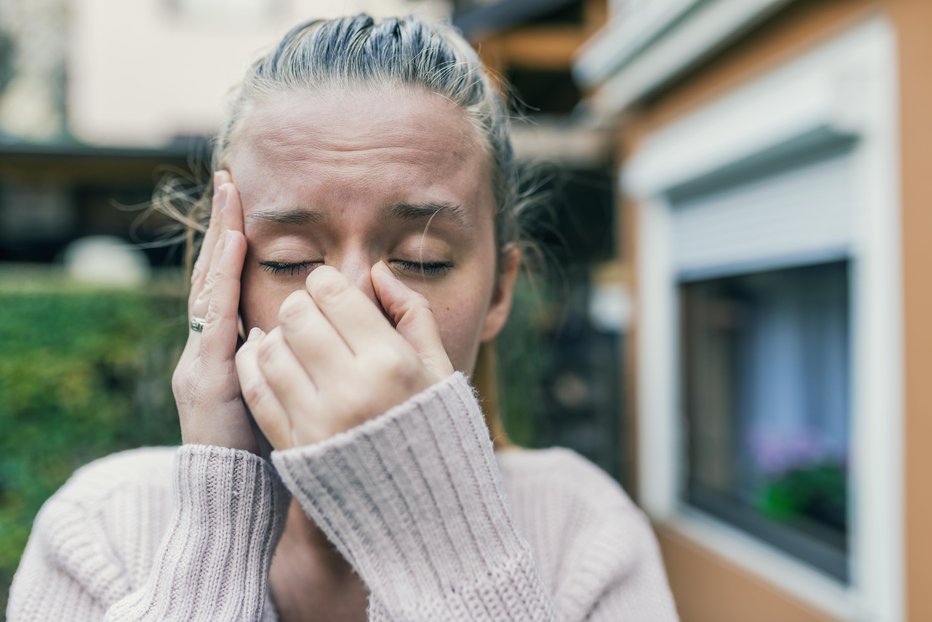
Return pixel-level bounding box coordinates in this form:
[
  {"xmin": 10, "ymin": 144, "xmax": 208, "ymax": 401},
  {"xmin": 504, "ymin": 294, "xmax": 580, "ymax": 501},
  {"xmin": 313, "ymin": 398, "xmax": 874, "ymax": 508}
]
[{"xmin": 68, "ymin": 0, "xmax": 450, "ymax": 146}]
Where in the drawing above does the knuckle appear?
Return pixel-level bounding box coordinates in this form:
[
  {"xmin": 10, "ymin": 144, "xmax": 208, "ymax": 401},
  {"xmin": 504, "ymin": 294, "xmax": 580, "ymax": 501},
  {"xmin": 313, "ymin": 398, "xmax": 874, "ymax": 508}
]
[
  {"xmin": 331, "ymin": 385, "xmax": 362, "ymax": 414},
  {"xmin": 205, "ymin": 295, "xmax": 235, "ymax": 326},
  {"xmin": 171, "ymin": 367, "xmax": 186, "ymax": 398},
  {"xmin": 256, "ymin": 329, "xmax": 282, "ymax": 366},
  {"xmin": 204, "ymin": 262, "xmax": 219, "ymax": 287},
  {"xmin": 240, "ymin": 377, "xmax": 268, "ymax": 409},
  {"xmin": 171, "ymin": 361, "xmax": 199, "ymax": 403},
  {"xmin": 410, "ymin": 291, "xmax": 431, "ymax": 310},
  {"xmin": 203, "ymin": 305, "xmax": 224, "ymax": 329},
  {"xmin": 406, "ymin": 294, "xmax": 434, "ymax": 322},
  {"xmin": 374, "ymin": 347, "xmax": 415, "ymax": 379}
]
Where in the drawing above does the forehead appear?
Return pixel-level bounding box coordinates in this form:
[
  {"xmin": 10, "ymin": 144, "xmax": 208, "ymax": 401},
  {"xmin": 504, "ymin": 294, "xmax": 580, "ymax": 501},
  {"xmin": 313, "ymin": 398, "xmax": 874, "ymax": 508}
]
[{"xmin": 227, "ymin": 87, "xmax": 493, "ymax": 222}]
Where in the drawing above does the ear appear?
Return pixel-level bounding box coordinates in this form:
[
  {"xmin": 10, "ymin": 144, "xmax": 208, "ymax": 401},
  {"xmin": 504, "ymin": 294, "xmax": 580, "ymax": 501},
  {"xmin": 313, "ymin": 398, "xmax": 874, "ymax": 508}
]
[{"xmin": 480, "ymin": 244, "xmax": 522, "ymax": 342}]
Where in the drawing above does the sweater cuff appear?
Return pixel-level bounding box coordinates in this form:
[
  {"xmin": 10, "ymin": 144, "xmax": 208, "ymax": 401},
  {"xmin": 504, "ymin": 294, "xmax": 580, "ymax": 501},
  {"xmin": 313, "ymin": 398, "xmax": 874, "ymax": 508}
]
[
  {"xmin": 106, "ymin": 445, "xmax": 289, "ymax": 620},
  {"xmin": 271, "ymin": 373, "xmax": 553, "ymax": 618}
]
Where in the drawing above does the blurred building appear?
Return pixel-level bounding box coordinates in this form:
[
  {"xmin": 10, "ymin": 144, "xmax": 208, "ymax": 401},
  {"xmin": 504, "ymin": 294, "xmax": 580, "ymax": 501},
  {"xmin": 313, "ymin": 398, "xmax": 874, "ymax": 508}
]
[
  {"xmin": 0, "ymin": 0, "xmax": 452, "ymax": 264},
  {"xmin": 575, "ymin": 0, "xmax": 930, "ymax": 620},
  {"xmin": 65, "ymin": 0, "xmax": 450, "ymax": 146}
]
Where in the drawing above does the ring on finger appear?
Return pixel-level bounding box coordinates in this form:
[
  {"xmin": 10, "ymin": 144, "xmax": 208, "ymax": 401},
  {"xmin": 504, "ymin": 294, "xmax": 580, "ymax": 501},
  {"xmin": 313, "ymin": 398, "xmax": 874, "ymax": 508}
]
[{"xmin": 190, "ymin": 316, "xmax": 207, "ymax": 333}]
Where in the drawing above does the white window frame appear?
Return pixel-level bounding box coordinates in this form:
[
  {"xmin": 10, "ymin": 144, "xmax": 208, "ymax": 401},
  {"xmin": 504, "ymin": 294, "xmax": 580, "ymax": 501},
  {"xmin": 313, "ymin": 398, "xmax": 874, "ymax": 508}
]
[{"xmin": 625, "ymin": 17, "xmax": 902, "ymax": 621}]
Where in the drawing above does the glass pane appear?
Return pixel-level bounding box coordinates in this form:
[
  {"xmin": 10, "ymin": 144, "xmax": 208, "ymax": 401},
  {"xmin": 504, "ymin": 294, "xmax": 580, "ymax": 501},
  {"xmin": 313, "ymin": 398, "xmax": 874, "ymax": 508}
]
[{"xmin": 680, "ymin": 260, "xmax": 850, "ymax": 581}]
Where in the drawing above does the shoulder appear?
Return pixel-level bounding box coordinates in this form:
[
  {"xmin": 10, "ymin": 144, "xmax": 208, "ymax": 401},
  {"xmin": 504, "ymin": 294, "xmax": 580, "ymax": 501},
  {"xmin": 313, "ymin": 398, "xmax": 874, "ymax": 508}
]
[
  {"xmin": 495, "ymin": 446, "xmax": 665, "ymax": 598},
  {"xmin": 26, "ymin": 447, "xmax": 178, "ymax": 599},
  {"xmin": 40, "ymin": 445, "xmax": 178, "ymax": 540},
  {"xmin": 42, "ymin": 446, "xmax": 178, "ymax": 528},
  {"xmin": 495, "ymin": 445, "xmax": 637, "ymax": 517},
  {"xmin": 495, "ymin": 446, "xmax": 679, "ymax": 619},
  {"xmin": 55, "ymin": 446, "xmax": 177, "ymax": 503}
]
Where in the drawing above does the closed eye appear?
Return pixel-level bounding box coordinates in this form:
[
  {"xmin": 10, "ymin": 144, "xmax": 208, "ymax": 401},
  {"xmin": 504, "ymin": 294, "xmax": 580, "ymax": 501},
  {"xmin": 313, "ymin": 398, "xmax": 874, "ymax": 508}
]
[
  {"xmin": 391, "ymin": 260, "xmax": 453, "ymax": 277},
  {"xmin": 258, "ymin": 261, "xmax": 321, "ymax": 276}
]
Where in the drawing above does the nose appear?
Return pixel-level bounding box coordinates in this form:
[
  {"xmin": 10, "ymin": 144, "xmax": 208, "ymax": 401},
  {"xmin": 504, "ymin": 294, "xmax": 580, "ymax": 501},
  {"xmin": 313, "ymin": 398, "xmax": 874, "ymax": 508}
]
[{"xmin": 333, "ymin": 254, "xmax": 379, "ymax": 307}]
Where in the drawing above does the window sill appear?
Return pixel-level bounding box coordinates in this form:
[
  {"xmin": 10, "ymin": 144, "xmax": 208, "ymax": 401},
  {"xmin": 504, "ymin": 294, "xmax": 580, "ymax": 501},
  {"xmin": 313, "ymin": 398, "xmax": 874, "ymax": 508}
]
[{"xmin": 656, "ymin": 507, "xmax": 857, "ymax": 620}]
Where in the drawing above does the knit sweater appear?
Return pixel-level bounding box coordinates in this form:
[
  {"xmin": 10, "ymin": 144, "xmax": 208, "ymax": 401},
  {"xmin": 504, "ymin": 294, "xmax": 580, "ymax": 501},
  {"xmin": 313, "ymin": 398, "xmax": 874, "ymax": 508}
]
[{"xmin": 7, "ymin": 373, "xmax": 678, "ymax": 621}]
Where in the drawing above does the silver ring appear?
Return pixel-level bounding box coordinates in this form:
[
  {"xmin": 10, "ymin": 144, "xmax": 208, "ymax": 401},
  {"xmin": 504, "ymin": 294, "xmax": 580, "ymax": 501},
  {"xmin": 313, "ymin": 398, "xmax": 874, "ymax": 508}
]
[{"xmin": 190, "ymin": 316, "xmax": 207, "ymax": 333}]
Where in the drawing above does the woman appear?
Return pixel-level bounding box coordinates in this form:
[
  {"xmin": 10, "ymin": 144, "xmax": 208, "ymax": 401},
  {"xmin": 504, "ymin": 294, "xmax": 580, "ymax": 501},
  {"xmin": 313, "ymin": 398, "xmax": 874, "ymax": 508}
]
[{"xmin": 7, "ymin": 14, "xmax": 677, "ymax": 621}]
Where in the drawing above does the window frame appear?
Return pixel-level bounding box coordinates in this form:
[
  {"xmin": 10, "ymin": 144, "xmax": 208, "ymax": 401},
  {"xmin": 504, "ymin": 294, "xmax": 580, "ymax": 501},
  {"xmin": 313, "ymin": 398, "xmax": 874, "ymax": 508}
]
[{"xmin": 626, "ymin": 17, "xmax": 902, "ymax": 621}]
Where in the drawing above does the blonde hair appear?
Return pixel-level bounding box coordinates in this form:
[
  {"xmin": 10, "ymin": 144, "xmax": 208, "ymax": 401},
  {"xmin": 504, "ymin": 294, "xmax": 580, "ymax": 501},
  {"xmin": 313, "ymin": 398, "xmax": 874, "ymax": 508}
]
[{"xmin": 162, "ymin": 14, "xmax": 531, "ymax": 448}]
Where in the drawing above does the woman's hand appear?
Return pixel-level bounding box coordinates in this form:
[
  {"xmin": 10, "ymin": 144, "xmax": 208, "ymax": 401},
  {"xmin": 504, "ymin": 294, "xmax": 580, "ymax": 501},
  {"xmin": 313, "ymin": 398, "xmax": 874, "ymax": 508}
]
[
  {"xmin": 172, "ymin": 172, "xmax": 259, "ymax": 454},
  {"xmin": 234, "ymin": 262, "xmax": 455, "ymax": 450}
]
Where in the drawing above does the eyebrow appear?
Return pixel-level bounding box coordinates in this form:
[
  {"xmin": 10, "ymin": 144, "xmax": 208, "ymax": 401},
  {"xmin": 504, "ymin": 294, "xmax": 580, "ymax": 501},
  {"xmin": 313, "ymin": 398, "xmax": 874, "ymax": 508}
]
[
  {"xmin": 246, "ymin": 208, "xmax": 326, "ymax": 225},
  {"xmin": 246, "ymin": 202, "xmax": 470, "ymax": 228},
  {"xmin": 387, "ymin": 202, "xmax": 469, "ymax": 228}
]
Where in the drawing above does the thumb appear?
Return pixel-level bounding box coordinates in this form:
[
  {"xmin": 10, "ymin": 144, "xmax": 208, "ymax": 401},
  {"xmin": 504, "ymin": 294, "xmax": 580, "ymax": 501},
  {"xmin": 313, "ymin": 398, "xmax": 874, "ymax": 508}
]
[{"xmin": 371, "ymin": 261, "xmax": 454, "ymax": 378}]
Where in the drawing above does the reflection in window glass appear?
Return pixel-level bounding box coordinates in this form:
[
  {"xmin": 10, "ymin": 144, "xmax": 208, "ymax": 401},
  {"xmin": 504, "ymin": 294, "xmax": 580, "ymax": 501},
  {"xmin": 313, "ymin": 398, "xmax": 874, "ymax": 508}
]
[{"xmin": 680, "ymin": 261, "xmax": 850, "ymax": 581}]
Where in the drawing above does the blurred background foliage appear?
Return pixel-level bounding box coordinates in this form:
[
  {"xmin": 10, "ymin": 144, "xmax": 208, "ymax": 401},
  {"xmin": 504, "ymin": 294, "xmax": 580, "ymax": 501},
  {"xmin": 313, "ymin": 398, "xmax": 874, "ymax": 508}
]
[{"xmin": 0, "ymin": 268, "xmax": 186, "ymax": 608}]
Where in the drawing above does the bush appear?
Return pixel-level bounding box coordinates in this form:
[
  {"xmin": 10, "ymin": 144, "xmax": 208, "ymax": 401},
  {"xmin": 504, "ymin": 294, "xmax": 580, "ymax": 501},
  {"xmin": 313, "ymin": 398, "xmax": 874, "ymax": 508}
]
[{"xmin": 0, "ymin": 269, "xmax": 188, "ymax": 610}]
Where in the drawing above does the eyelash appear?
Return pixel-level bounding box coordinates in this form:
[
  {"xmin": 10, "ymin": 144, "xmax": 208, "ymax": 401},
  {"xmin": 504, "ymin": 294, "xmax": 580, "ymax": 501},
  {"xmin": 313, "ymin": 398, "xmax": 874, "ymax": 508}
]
[
  {"xmin": 392, "ymin": 260, "xmax": 453, "ymax": 276},
  {"xmin": 257, "ymin": 260, "xmax": 453, "ymax": 277},
  {"xmin": 259, "ymin": 261, "xmax": 320, "ymax": 276}
]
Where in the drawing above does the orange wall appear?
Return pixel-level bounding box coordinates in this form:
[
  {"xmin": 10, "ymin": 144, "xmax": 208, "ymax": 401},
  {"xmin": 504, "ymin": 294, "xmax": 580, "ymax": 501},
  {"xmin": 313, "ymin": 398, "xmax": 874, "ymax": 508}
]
[
  {"xmin": 889, "ymin": 0, "xmax": 932, "ymax": 618},
  {"xmin": 657, "ymin": 530, "xmax": 837, "ymax": 622}
]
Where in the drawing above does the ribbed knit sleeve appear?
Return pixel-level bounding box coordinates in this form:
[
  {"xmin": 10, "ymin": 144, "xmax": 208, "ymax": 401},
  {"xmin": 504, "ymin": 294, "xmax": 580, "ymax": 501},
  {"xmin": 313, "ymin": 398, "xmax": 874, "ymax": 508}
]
[
  {"xmin": 271, "ymin": 372, "xmax": 557, "ymax": 621},
  {"xmin": 7, "ymin": 445, "xmax": 289, "ymax": 621}
]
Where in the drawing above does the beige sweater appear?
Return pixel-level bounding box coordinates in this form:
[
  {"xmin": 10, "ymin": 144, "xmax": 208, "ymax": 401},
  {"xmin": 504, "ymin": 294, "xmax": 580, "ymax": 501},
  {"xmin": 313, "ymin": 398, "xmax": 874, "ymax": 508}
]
[{"xmin": 7, "ymin": 373, "xmax": 678, "ymax": 621}]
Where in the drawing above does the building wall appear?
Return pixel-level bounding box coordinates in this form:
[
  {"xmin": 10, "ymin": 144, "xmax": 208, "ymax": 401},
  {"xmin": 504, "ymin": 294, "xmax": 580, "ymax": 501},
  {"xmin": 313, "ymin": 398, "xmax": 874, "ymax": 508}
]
[
  {"xmin": 888, "ymin": 0, "xmax": 932, "ymax": 619},
  {"xmin": 616, "ymin": 0, "xmax": 931, "ymax": 619},
  {"xmin": 67, "ymin": 0, "xmax": 450, "ymax": 146}
]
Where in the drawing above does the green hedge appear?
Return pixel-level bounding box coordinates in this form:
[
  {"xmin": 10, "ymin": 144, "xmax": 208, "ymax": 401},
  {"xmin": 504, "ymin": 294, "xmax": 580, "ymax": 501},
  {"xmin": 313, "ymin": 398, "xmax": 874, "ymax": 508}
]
[{"xmin": 0, "ymin": 270, "xmax": 188, "ymax": 610}]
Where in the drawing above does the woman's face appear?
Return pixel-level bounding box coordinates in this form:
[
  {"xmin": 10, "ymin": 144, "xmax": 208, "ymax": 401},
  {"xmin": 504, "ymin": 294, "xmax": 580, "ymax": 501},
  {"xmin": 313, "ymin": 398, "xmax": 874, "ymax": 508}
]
[{"xmin": 227, "ymin": 86, "xmax": 517, "ymax": 375}]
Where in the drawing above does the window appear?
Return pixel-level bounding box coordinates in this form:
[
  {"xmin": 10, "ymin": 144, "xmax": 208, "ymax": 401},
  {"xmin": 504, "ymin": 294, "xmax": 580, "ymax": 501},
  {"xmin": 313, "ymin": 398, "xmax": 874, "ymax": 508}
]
[
  {"xmin": 663, "ymin": 147, "xmax": 856, "ymax": 579},
  {"xmin": 680, "ymin": 261, "xmax": 850, "ymax": 580}
]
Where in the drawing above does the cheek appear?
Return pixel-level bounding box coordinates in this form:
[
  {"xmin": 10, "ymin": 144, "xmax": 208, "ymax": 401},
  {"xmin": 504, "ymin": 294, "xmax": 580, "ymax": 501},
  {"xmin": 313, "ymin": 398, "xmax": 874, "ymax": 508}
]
[
  {"xmin": 432, "ymin": 298, "xmax": 488, "ymax": 373},
  {"xmin": 239, "ymin": 269, "xmax": 295, "ymax": 332},
  {"xmin": 425, "ymin": 267, "xmax": 495, "ymax": 374}
]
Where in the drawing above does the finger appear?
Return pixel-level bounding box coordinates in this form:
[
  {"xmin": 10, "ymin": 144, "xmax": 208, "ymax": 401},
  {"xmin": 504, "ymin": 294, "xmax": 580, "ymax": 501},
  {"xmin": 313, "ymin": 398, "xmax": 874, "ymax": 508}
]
[
  {"xmin": 220, "ymin": 180, "xmax": 245, "ymax": 235},
  {"xmin": 235, "ymin": 328, "xmax": 291, "ymax": 448},
  {"xmin": 188, "ymin": 171, "xmax": 230, "ymax": 313},
  {"xmin": 278, "ymin": 290, "xmax": 354, "ymax": 382},
  {"xmin": 219, "ymin": 180, "xmax": 247, "ymax": 340},
  {"xmin": 372, "ymin": 261, "xmax": 454, "ymax": 377},
  {"xmin": 190, "ymin": 209, "xmax": 229, "ymax": 321},
  {"xmin": 255, "ymin": 328, "xmax": 321, "ymax": 421},
  {"xmin": 304, "ymin": 265, "xmax": 403, "ymax": 355},
  {"xmin": 200, "ymin": 229, "xmax": 247, "ymax": 362}
]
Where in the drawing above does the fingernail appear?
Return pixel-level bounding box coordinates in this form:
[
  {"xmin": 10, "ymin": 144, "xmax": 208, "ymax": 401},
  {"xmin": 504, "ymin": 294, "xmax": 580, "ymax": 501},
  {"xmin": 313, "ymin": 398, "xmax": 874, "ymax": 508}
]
[
  {"xmin": 213, "ymin": 171, "xmax": 223, "ymax": 188},
  {"xmin": 247, "ymin": 326, "xmax": 263, "ymax": 341}
]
